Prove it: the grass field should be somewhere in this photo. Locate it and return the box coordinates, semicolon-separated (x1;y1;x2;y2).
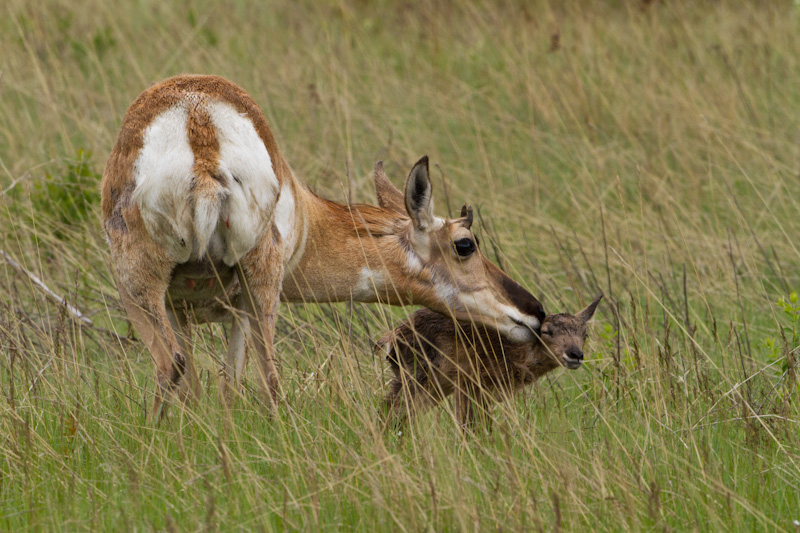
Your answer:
1;0;799;530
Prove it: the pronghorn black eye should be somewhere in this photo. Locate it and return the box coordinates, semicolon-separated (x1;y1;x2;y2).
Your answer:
453;238;476;257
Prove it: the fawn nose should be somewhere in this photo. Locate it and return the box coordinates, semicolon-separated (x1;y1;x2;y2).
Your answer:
566;348;583;361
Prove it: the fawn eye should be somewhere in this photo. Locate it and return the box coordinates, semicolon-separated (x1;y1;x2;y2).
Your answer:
540;329;552;337
453;238;476;257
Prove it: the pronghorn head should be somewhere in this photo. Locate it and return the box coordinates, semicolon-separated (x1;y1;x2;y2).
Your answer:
374;156;545;342
538;295;603;369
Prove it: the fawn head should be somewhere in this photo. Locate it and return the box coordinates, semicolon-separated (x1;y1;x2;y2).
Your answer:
539;294;603;369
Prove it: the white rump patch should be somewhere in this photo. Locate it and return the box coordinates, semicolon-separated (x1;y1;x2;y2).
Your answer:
209;101;279;265
132;100;281;265
133;106;195;262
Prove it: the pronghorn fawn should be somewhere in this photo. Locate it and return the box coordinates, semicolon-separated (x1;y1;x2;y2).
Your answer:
379;295;602;429
101;75;544;419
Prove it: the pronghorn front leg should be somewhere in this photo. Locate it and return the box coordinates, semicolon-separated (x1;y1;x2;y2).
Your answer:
236;239;284;410
384;379;441;430
454;378;490;433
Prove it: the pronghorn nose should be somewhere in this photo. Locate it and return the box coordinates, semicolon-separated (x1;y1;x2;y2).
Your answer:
499;276;545;322
567;348;583;361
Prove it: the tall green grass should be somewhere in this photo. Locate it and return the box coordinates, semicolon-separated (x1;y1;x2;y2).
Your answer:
0;0;798;530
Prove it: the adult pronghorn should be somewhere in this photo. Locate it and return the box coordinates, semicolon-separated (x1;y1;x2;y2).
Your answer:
101;74;544;418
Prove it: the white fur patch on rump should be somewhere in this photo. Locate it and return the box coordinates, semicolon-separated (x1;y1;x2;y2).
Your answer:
132;100;281;266
133;105;196;262
209;101;279;265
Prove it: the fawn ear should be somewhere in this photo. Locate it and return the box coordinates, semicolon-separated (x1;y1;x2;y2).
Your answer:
374;161;405;214
577;294;603;324
458;204;474;229
404;156;435;231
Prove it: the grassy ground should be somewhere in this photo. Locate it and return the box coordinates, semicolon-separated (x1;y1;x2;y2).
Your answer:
1;0;799;530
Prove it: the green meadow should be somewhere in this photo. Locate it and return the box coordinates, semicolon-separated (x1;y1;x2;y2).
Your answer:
1;1;798;530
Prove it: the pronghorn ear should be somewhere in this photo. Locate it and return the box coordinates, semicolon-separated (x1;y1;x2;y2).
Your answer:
373;161;405;214
577;294;603;324
459;204;474;229
404;156;434;230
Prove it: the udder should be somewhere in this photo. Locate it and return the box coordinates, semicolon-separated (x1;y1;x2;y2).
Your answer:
167;259;240;320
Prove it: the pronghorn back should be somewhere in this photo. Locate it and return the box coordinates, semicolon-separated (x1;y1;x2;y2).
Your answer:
102;75;292;266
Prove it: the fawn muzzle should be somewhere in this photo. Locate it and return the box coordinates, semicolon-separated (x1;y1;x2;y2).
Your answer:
562;347;584;369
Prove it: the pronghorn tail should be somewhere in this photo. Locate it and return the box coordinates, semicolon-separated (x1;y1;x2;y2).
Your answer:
192;172;227;259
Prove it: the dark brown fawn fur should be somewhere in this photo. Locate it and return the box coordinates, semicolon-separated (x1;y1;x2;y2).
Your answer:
379;295;602;428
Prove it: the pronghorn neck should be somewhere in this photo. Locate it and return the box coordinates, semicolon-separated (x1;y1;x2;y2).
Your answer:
280;187;432;305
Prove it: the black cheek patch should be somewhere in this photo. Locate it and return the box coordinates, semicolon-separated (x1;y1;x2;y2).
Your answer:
500;276;545;322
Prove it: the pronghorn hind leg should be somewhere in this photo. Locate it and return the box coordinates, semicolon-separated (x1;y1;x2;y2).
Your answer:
222;306;249;400
236;241;284;411
118;277;185;422
167;308;202;402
